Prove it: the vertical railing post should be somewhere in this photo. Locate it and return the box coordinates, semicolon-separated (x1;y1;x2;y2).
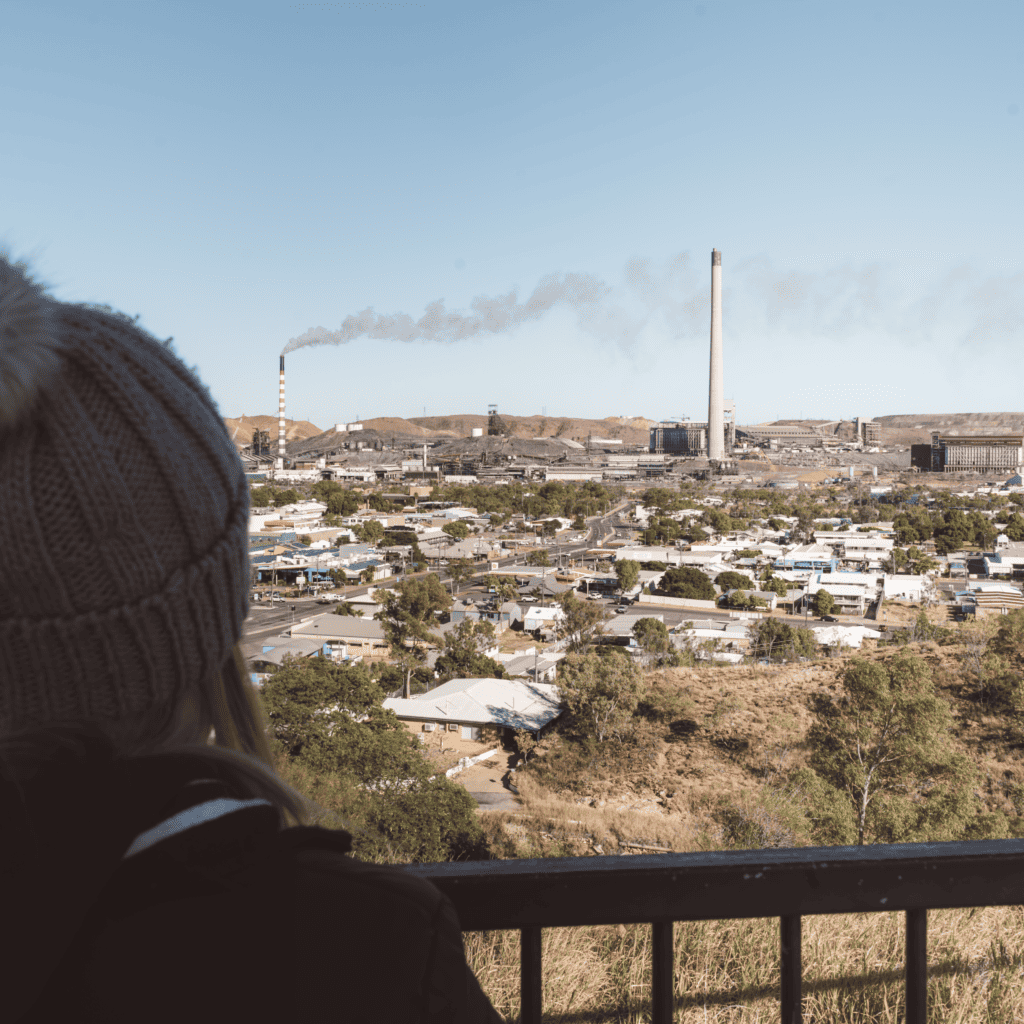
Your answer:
651;921;674;1024
780;914;802;1024
905;908;927;1024
521;926;542;1024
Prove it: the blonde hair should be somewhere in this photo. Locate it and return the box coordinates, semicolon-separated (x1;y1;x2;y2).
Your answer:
0;645;337;832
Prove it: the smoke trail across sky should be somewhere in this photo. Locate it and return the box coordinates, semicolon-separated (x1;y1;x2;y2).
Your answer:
282;272;610;354
283;254;1024;359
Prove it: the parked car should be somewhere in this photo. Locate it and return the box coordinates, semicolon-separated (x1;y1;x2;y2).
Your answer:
823;614;839;622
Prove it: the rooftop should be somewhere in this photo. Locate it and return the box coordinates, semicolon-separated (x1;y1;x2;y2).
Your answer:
383;677;563;732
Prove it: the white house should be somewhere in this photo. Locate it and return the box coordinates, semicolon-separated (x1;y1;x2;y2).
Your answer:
882;574;935;602
522;605;565;632
383;677;564;744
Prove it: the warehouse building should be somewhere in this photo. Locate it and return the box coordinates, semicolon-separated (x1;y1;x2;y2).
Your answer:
928;433;1023;473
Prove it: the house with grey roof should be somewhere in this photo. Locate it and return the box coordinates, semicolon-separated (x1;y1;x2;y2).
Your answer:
383;677;564;753
289;612;389;660
246;634;360;685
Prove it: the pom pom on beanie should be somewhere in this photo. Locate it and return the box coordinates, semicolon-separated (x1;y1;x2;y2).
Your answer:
0;257;250;735
0;259;62;429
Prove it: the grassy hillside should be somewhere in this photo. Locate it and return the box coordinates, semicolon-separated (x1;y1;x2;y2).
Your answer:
463;619;1024;1021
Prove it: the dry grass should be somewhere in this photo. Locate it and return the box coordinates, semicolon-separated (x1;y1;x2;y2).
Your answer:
465;906;1024;1022
465;645;1024;1019
480;772;698;858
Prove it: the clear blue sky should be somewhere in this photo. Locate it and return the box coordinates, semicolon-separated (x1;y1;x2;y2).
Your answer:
4;1;1022;428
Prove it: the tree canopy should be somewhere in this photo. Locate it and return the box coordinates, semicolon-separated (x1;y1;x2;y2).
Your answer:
434;620;504;683
614;559;640;594
441;520;470;540
715;570;753;592
374;575;451;697
748;619;817;662
660;566;716;602
805;652;985;845
260;657;486;862
556;651;644;743
631;617;673;666
555;591;609;653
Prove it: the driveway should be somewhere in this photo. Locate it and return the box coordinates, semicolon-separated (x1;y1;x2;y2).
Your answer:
456;750;522;811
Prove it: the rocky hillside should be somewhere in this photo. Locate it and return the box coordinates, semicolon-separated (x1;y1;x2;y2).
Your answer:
224;414;322;449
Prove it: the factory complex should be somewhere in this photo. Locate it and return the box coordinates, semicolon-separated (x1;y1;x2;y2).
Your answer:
245;250;1022;489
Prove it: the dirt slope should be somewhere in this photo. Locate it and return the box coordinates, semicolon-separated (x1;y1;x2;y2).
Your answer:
224;414;322;448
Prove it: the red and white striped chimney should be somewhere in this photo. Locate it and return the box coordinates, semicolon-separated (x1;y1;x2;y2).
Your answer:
277;355;287;467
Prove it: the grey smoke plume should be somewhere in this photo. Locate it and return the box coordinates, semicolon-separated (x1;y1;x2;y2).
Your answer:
283;255;1024;357
282;272;609;354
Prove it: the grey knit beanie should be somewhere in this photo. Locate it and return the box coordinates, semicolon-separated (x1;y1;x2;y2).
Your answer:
0;257;250;734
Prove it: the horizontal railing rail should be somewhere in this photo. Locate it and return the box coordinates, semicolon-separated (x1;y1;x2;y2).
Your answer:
407;838;1024;1024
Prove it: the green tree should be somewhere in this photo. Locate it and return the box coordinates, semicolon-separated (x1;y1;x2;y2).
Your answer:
555;591;609;653
702;508;732;535
749;619;817;662
435;620;504;683
1003;512;1024;542
806;651;979;846
763;576;791;598
327;490;361;516
631;617;672;666
812;589;835;617
556;651;644;743
260;658;486;862
366;492;396;513
274;488;300;508
375;575;452;698
614;559;640;595
660;566;716;601
571;516;586;531
442;520;470;541
485;574;521;605
526;549;551;567
541;518;560;538
360;566;377;584
446;557;474;595
934;510;971;555
250;486;273;508
715;570;753;592
356;520;385;545
513;729;537;763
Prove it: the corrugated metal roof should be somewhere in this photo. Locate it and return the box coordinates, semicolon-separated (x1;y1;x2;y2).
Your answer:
291;612;386;640
383;678;563;731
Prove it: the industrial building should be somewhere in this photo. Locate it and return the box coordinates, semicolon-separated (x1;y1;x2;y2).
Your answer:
649;419;736;455
857;418;882;446
740;424;828;447
928;433;1024;473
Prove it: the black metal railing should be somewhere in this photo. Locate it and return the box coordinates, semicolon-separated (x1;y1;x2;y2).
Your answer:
408;838;1024;1024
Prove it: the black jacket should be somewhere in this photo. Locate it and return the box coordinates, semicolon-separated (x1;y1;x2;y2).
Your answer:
5;739;502;1023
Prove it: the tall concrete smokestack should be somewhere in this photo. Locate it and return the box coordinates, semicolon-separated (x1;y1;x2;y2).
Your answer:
277;356;286;468
707;249;724;461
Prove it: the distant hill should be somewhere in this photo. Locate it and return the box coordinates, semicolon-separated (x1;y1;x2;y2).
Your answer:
225;411;1024;453
224;414;323;449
